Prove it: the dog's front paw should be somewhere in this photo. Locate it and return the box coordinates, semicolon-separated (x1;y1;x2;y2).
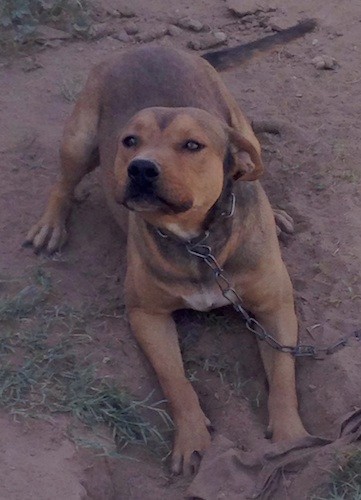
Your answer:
273;208;294;236
24;214;68;254
171;413;211;476
267;412;309;442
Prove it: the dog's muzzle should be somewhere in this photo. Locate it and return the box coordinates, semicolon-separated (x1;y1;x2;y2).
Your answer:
127;159;160;192
123;158;191;213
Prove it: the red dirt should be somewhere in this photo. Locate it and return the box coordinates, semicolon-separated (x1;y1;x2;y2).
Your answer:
1;0;360;498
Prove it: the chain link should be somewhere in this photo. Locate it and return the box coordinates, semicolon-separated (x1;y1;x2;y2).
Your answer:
185;235;361;359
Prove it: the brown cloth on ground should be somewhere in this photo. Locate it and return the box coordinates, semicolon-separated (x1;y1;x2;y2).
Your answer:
187;409;361;500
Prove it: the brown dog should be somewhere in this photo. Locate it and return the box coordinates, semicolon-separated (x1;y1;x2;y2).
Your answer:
25;25;315;474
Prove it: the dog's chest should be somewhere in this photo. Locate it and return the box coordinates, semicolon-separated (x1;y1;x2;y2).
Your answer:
181;284;229;312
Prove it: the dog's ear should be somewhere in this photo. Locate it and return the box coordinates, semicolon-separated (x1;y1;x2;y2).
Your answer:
226;128;264;181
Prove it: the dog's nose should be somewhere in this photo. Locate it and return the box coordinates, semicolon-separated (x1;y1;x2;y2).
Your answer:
128;159;160;184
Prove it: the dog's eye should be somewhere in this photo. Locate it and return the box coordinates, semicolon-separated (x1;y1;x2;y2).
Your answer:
182;140;204;152
122;135;138;148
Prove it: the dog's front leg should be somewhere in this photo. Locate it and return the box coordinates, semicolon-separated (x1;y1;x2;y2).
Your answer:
128;308;211;475
245;266;309;442
256;314;309;442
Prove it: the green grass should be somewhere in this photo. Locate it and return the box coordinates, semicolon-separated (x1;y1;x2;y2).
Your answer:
0;270;172;456
0;0;91;46
180;308;264;406
312;450;361;500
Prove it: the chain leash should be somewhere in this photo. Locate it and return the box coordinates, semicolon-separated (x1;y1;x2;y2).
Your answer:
157;192;360;359
185;234;361;359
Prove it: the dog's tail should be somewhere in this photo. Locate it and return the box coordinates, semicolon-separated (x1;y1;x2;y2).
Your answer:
202;19;317;71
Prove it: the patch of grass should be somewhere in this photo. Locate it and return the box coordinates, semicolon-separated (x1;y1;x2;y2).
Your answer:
185;353;252;394
333;141;349;163
0;271;172;455
185;353;230;383
0;268;51;321
0;0;91;46
334;168;360;184
312;450;361;500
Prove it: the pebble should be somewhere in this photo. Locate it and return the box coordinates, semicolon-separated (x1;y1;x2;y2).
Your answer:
177;17;204;32
188;31;228;50
226;0;274;18
35;25;71;41
136;27;168;43
21;57;43;72
124;22;139;35
312;55;337;70
117;6;136;18
106;6;135;18
240;15;253;24
88;23;113;40
269;16;298;32
112;31;131;43
168;24;183;37
213;31;227;43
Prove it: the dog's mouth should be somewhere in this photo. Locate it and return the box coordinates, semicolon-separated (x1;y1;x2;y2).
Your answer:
122;184;192;214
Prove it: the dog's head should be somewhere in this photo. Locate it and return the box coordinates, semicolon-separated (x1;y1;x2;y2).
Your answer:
114;107;263;237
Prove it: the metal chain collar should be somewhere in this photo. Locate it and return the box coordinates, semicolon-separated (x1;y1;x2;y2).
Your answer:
158;193;361;359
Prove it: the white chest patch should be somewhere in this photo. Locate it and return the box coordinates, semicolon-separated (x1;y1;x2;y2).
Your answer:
182;285;229;312
164;223;198;240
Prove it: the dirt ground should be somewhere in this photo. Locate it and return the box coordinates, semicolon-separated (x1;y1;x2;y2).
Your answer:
1;0;361;498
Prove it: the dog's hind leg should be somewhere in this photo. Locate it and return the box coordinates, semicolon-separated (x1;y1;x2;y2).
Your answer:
24;66;105;253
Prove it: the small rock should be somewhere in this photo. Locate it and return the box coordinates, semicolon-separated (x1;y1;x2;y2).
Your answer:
188;40;202;51
117;6;136;18
168;24;183;37
312;55;337;70
43;39;63;48
328;30;343;38
34;25;71;42
239;14;253;24
282;49;295;59
308;384;317;391
269;16;298;32
106;6;135;18
88;23;113;40
124;21;138;35
312;38;319;46
21;57;43;72
213;31;227;43
106;8;121;17
136;27;168;43
177;17;204;32
227;0;274;18
72;16;91;36
111;31;131;43
188;32;228;51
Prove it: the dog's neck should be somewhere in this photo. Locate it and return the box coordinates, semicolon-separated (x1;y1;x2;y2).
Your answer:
141;181;259;267
154;185;235;244
203;179;234;231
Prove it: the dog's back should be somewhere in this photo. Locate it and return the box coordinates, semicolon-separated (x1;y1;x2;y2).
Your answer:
99;46;230;136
